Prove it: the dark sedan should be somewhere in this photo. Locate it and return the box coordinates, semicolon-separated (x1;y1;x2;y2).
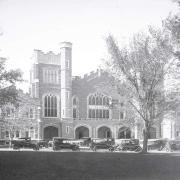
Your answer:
12;137;39;150
91;138;114;151
52;137;79;151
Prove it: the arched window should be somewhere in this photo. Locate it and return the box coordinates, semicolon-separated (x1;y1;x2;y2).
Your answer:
88;92;110;119
103;97;106;105
92;96;95;105
88;95;92;105
44;95;57;117
72;96;79;118
96;96;99;105
99;97;102;105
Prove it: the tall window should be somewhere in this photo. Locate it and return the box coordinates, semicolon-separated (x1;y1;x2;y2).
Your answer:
44;95;57;117
43;69;59;84
72;96;79;118
88;92;110;119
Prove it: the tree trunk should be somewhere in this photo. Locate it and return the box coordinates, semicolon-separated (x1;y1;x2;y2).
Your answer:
142;127;149;153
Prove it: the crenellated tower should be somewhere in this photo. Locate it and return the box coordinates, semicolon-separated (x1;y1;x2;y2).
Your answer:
60;42;72;120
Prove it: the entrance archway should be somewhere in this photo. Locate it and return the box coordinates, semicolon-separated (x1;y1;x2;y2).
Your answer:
75;126;89;139
44;126;58;140
98;126;112;138
118;127;131;139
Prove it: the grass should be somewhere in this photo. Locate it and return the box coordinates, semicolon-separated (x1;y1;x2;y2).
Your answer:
0;151;180;180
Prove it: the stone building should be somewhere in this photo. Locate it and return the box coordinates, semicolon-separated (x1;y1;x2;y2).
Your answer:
0;90;40;139
29;42;164;140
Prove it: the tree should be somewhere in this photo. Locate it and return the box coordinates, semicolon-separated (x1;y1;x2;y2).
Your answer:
0;57;22;108
105;26;176;153
1;91;40;140
0;57;23;139
164;1;180;58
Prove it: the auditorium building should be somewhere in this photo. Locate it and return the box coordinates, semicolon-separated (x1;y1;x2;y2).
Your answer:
29;41;170;141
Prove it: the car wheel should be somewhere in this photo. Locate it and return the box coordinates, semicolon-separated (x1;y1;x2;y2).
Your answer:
122;147;127;151
93;146;97;152
33;146;39;151
135;146;142;152
73;147;79;151
13;146;19;150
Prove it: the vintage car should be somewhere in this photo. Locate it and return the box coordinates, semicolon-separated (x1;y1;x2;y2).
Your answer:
76;137;92;150
113;139;142;152
147;139;168;151
0;139;10;148
48;140;53;147
168;140;180;152
12;137;39;150
36;139;49;148
52;137;79;151
90;138;114;151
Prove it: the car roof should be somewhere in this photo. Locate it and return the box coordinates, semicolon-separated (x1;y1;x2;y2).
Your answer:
53;137;74;140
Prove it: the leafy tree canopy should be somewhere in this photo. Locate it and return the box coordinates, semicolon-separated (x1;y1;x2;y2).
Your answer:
0;58;23;107
105;26;177;152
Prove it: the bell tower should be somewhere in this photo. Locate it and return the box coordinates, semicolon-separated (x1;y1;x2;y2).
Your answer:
60;42;72;120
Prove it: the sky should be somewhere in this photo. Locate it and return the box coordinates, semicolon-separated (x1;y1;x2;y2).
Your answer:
0;0;178;92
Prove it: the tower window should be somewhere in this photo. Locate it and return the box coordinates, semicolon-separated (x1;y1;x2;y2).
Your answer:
43;69;59;84
44;95;57;117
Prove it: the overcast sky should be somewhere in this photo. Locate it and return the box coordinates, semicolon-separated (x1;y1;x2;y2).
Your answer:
0;0;178;92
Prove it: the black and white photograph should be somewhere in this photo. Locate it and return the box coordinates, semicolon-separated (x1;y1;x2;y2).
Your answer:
0;0;180;179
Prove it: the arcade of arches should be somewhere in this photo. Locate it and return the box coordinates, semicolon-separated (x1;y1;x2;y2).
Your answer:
43;125;157;140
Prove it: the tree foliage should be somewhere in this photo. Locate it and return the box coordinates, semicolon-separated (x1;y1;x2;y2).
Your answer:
0;58;22;107
164;0;180;59
106;26;176;152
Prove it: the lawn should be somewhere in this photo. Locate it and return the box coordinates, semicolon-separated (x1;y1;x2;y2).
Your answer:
0;151;180;180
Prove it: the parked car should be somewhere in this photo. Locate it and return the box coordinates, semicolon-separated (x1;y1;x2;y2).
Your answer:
52;137;79;151
168;140;180;152
12;137;39;150
147;139;168;151
91;138;114;152
48;140;53;148
0;139;10;148
76;137;92;150
113;139;142;152
36;139;49;148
